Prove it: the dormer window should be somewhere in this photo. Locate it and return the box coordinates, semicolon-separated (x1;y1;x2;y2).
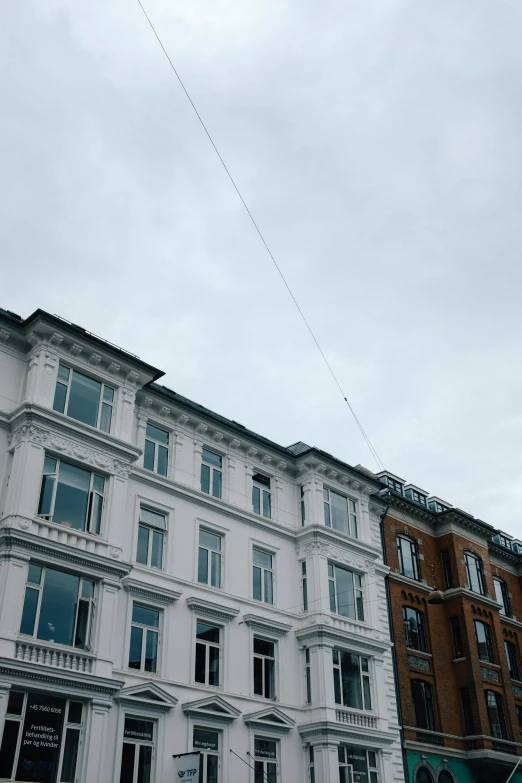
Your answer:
379;474;404;495
427;497;450;513
404;486;427;507
53;364;114;433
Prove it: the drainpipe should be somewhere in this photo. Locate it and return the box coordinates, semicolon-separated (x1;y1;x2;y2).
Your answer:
380;499;409;783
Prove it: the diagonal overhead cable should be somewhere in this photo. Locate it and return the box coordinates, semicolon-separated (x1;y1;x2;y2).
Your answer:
135;0;385;472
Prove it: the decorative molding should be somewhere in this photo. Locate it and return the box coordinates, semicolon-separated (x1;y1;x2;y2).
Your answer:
242;613;292;638
177;414;189;426
182;695;241;724
89;353;102;366
229;438;241;450
213;432;224;443
122;577;182;606
408;655;430;672
246;447;258;459
186;596;240;623
243;706;295;733
159;406;171;419
126;370;139;386
196;423;208;435
0;657;123;698
295;622;391;654
49;332;64;349
297;540;376;575
276;461;287;473
116;682;177;713
298;719;398;746
70;343;83;358
107;362;120;376
7;424;132;478
480;666;499;682
0;329;10;344
512;685;522;698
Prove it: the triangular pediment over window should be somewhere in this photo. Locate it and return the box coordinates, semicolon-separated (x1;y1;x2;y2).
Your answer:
117;682;177;712
182;695;241;724
243;706;295;733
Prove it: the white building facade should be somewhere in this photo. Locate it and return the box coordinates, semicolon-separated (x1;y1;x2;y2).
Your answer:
0;308;405;783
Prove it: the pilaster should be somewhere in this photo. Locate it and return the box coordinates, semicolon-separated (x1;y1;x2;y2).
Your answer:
84;699;113;783
0;551;30;657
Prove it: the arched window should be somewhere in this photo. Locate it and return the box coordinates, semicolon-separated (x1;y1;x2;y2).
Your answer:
464;552;485;595
397;536;420;581
438;772;454;783
416;768;434;783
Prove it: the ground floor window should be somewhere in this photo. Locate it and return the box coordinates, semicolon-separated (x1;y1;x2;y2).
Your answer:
338;746;379;783
254;737;278;783
119;716;154;783
0;690;83;783
193;727;220;783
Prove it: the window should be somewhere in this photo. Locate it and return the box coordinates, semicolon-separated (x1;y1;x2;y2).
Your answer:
415;770;433;783
195;621;221;687
20;563;94;649
254;738;277;783
485;690;507;739
300;486;306;526
253;637;276;699
119;717;154;783
465;553;485;595
305;648;312;704
397;536;420;581
253;549;273;604
404;488;427;506
328;563;364;621
198;529;222;588
38;455;105;534
252;474;271;518
450;616;464;658
338;747;379;783
128;605;159;673
0;692;84;783
144;423;169;476
517;705;522;734
460;687;475;735
474;621;495;663
308;747;315;783
505;640;521;681
411;680;436;730
53;364;114;433
333;649;372;711
136;508;165;569
403;607;427;652
441;550;453;589
193;728;219;783
201;448;222;499
494;578;511;616
323;488;357;537
381;475;404;495
301;561;308;612
438;774;453;783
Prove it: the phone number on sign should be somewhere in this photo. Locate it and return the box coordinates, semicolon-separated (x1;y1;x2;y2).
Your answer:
30;705;62;714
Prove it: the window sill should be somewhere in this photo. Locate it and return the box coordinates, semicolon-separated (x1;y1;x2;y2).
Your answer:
478;661;500;669
406;648;432;658
453;657;466;663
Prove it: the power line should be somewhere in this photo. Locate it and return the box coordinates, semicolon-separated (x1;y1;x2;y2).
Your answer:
134;0;385;473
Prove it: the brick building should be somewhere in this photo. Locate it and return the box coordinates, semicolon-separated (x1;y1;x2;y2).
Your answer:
379;471;522;783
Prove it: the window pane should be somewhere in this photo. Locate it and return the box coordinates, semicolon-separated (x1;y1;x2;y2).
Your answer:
129;625;143;669
146;423;169;444
255;761;265;783
60;728;80;783
195;643;206;683
198;547;209;584
68;702;83;724
58;365;70;382
202;449;222;468
207;755;218;783
335;567;355;619
253;566;262;601
157;446;168;477
200;530;221;550
119;743;136;783
254;656;263;695
20;587;39;635
197;622;220;643
28;564;43;585
144;440;155;471
363;675;372;710
254;638;274;656
255;739;277;758
90;492;103;534
38;474;56;516
209;645;220;686
252;485;260;514
144;630;158;672
212;469;222;499
201;463;210;494
333;667;342;704
53;462;91;530
103;386;114;403
0;720;20;779
6;691;24;716
67;371;101;427
329;579;336;613
194;729;219;750
151;531;163;569
264;570;273;604
137;526;150;565
340;652;363;709
140;508;166;529
38;568;80;646
137;744;152;783
263;490;271;518
330;491;349;534
99;402;112;433
265;658;275;698
53;382;68;414
266;763;277;783
253;550;272;568
132;605;159;628
75;599;90;648
211;551;221;588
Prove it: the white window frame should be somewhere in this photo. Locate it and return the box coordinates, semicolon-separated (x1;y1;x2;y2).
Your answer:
128;603;161;674
252;548;274;605
193;725;221;783
38;454;106;535
253;735;279;783
20;563;96;650
54;363;115;433
144;422;170;476
136;506;166;570
119;714;156;783
332;649;372;711
328;562;364;622
323;487;358;538
252;473;272;519
200;447;223;499
198;528;223;589
194;619;222;688
253;635;277;700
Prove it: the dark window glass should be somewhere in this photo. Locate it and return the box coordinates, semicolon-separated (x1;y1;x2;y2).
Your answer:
460;687;475;735
151;532;163;569
66;371;102;428
397;537;420;580
53;462;91;530
137;526;149;565
53;381;68;414
450;616;464;658
67;702;83;724
416;770;433;783
505;640;521;681
0;721;20;779
403;606;427;652
441;550;453;589
37;569;80;646
438;774;453;783
144;631;158;672
129;626;143;669
6;691;24;716
20;587;39;636
200;463;210;494
485;690;507;739
465;553;485;595
144;440;155;472
474;621;495;663
157;447;168;477
411;680;436;730
119;743;136;783
60;728;80;782
137;744;152;783
495;579;512;616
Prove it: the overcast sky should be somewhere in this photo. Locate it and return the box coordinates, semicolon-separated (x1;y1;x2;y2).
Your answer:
2;0;522;536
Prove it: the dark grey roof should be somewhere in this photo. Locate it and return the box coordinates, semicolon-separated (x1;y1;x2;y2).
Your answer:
286;441;312;456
